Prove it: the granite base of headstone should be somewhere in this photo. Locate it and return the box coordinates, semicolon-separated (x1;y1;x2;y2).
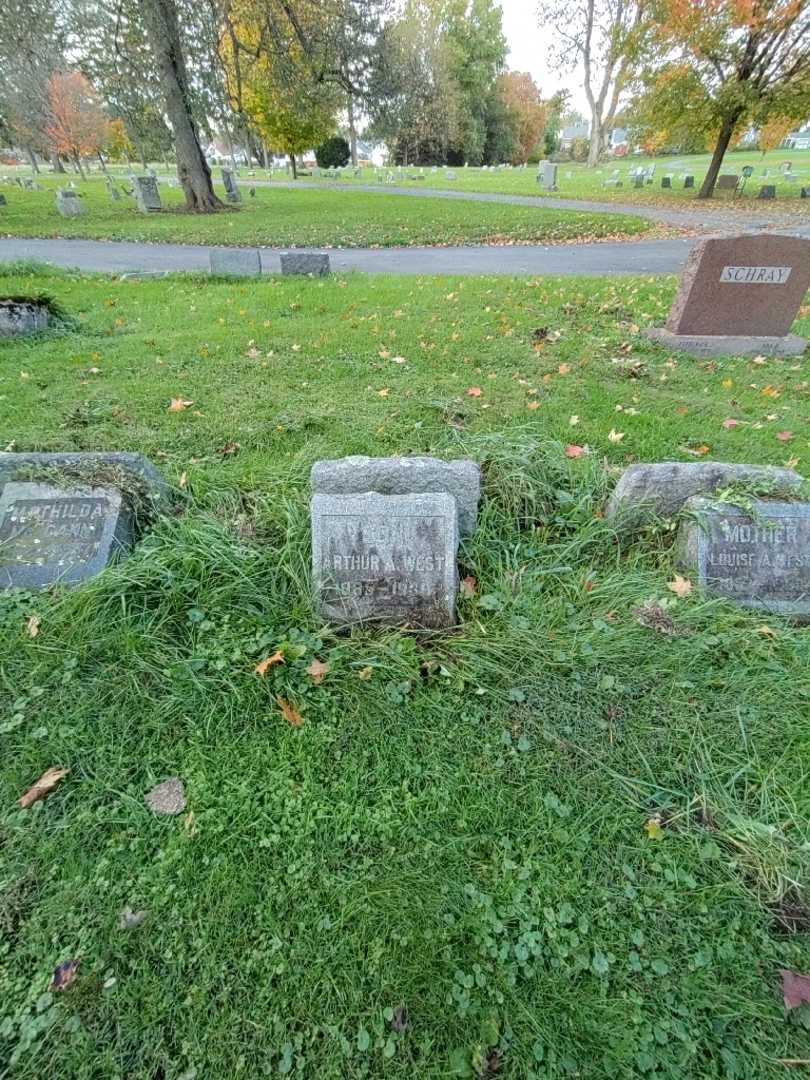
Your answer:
605;460;801;529
677;497;810;619
133;176;161;212
56;190;83;218
209;248;262;276
645;234;810;357
311;491;459;628
280;251;330;276
311;455;481;536
0;300;50;337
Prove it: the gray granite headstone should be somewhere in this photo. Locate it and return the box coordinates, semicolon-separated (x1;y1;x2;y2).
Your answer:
757;185;776;199
311;455;481;536
0;300;50;337
280;251;330;276
661;176;672;188
716;175;739;192
56;189;83;218
0;481;133;588
678;498;810;617
605;461;802;529
0;193;6;206
133;176;161;212
221;167;242;203
312;491;459;628
0;451;170;513
209;248;261;276
536;160;558;191
684;175;695;188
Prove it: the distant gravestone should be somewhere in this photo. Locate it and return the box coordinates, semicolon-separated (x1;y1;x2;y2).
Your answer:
716;174;739;194
55;189;83;218
133;175;161;212
537;160;558;191
280;251;330;276
445;170;458;180
757;184;776;199
221;167;242;203
646;234;810;357
802;187;810;199
678;498;810;618
209;248;261;276
633;174;644;189
0;482;132;588
683;175;695;189
661;175;672;189
0;193;7;206
311;491;459;628
605;461;801;529
0;299;50;337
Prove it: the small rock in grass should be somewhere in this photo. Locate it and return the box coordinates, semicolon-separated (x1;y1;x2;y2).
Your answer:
145;777;186;816
119;906;148;930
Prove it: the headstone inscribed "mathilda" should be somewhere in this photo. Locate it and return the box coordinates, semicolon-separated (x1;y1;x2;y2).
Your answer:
646;234;810;357
312;491;458;627
678;498;810;618
0;482;133;588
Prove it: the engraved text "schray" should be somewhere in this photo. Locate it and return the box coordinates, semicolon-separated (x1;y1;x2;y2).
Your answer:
719;266;792;285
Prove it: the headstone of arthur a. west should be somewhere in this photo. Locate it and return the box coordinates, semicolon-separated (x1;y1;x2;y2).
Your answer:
133;175;161;213
56;189;83;218
221;167;242;203
646;234;810;357
312;491;459;628
677;498;810;618
280;251;330;276
209;248;261;276
0;482;133;588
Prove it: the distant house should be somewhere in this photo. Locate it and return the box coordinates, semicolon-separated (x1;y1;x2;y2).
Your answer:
558;123;589;150
608;127;629;153
786;124;810;150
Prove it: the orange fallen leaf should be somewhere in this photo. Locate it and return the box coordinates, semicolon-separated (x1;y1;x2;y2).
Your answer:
721;378;733;389
460;575;477;598
761;385;780;398
18;766;69;809
467;386;483;397
668;574;693;599
676;406;689;416
306;658;330;684
694;444;711;456
169;398;193;412
565;444;585;458
50;959;80;991
781;970;810;1010
722;418;739;429
777;431;794;442
527;400;540;410
276;696;303;727
255;651;284;675
26;614;41;638
558;363;571;375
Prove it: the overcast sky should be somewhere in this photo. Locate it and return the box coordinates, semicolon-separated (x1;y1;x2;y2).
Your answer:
500;0;588;114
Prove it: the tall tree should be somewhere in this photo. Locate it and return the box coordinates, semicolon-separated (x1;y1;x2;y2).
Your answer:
498;71;549;163
47;70;110;177
538;0;646;166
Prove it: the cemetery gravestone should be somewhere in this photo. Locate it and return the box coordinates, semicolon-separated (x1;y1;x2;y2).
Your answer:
446;170;457;180
646;234;810;357
677;498;810;618
209;248;262;276
661;176;672;188
802;187;810;199
0;299;50;337
280;251;330;276
56;189;83;218
684;175;694;189
0;193;7;206
311;491;459;628
716;174;739;194
758;185;776;199
633;174;644;189
536;161;558;190
221;168;242;203
133;176;161;212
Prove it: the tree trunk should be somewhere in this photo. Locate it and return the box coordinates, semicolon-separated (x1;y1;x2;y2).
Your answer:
51;150;65;173
698;113;740;199
347;93;358;167
72;151;86;179
97;151;110;176
137;0;223;211
587;111;602;167
25;146;40;174
262;142;270;170
289;153;297;179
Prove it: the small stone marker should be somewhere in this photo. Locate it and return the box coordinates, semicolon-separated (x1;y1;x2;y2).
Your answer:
0;193;6;206
646;234;810;357
312;491;459;628
0;481;132;588
0;299;50;337
536;160;558;191
716;174;739;193
684;175;695;188
280;251;330;276
757;184;776;199
445;170;457;180
209;248;261;276
221;167;242;203
605;460;801;529
661;176;672;188
311;455;481;536
145;777;186;816
133;175;161;212
678;498;810;617
633;174;644;189
56;189;83;218
801;187;810;199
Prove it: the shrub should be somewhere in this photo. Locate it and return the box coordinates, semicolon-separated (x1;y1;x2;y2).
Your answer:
315;136;350;168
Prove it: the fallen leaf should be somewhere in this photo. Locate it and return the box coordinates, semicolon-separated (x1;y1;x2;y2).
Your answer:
761;385;780;398
569;414;580;426
460;575;477;598
722;418;739;429
168;398;193;412
467;386;483;397
758;625;777;640
558;363;571;375
179;471;188;489
786;457;800;469
18;766;69;809
25;614;41;638
217;440;241;456
377;387;390;397
644;817;664;840
676;406;689;416
693;444;711;457
358;666;374;680
50;959;80;991
565;444;585;458
255;651;284;675
306;658;330;684
668;574;693;599
391;356;407;364
276;696;303;727
608;428;625;444
527;400;540;410
782;970;810;1010
721;378;733;389
777;431;794;442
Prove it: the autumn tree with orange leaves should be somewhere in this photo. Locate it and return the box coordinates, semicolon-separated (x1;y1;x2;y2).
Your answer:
47;72;110;178
498;72;549;164
634;0;810;197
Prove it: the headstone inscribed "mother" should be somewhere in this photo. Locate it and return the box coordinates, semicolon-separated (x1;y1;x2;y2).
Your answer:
312;491;458;628
0;482;133;588
678;498;810;618
647;234;810;357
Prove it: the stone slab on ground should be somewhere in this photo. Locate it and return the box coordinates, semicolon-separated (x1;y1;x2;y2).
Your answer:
311;491;459;628
311;455;481;536
605;461;803;527
0;451;170;512
677;497;810;618
646;327;807;358
0;299;50;336
280;251;330;276
209;248;261;276
0;481;133;588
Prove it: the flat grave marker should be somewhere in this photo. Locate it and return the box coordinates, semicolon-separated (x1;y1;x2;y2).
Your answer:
209;248;261;276
280;251;330;276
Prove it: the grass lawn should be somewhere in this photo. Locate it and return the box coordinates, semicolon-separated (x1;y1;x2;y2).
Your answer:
0;177;650;249
2;262;810;1078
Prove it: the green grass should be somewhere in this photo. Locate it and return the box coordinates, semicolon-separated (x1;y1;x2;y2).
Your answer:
2;263;810;1078
0;176;650;248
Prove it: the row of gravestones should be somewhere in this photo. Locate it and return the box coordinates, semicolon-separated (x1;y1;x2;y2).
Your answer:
54;169;246;218
2;451;809;624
